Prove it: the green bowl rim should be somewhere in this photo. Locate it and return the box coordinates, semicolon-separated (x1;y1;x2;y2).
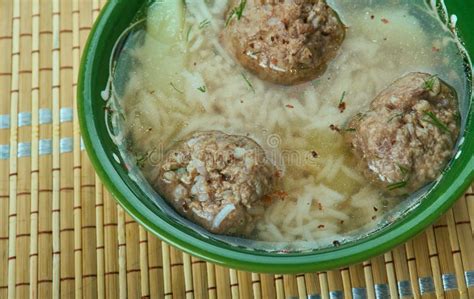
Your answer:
78;0;474;273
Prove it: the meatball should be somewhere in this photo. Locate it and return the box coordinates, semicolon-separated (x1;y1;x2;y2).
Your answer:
222;0;345;85
345;72;460;194
155;131;277;235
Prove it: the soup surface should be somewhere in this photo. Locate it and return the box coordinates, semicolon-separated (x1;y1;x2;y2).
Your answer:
107;0;470;250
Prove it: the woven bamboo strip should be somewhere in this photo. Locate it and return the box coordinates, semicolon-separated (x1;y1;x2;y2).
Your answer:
404;240;420;298
163;242;172;299
140;226;151;298
384;252;398;298
251;272;262;299
467;186;474;234
304;273;320;298
117;206;128;299
236;271;252;299
88;0;105;292
17;2;34;297
296;273;307;298
327;270;343;298
37;1;53;297
57;1;77;298
124;215;141;298
7;0;20;298
433;216;458;298
182;253;193;299
340;267;351;298
274;274;284;298
283;274;298;298
370;255;388;299
95;177;105;299
215;265;231;298
445;209;468;298
453;190;474;298
0;1;13;298
229;268;239;299
104;191;119;298
16;0;33;286
425;226;444;298
349;264;366;299
191;257;207;299
171;246;186;298
318;272;329;299
362;261;375;299
260;274;276;299
392;245;412;298
206;262;217;299
70;0;84;294
29;0;40;297
412;234;435;299
79;1;99;297
50;0;61;297
149;232;165;298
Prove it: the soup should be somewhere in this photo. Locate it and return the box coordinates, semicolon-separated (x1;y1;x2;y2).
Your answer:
106;0;470;250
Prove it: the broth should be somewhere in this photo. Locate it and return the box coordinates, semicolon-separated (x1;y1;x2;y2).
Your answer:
108;0;470;250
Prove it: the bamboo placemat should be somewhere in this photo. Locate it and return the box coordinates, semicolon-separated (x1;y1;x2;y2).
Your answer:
0;0;474;298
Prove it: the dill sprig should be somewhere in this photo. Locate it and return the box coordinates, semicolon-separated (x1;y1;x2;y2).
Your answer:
169;82;184;94
241;72;255;93
422;74;438;91
387;181;407;191
397;163;409;176
198;19;211;29
387;112;403;123
423;111;449;133
344;128;356;132
197;85;207;93
225;0;247;27
186;25;193;42
339;91;346;105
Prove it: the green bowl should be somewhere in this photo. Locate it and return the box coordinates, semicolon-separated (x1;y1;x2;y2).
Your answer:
78;0;474;273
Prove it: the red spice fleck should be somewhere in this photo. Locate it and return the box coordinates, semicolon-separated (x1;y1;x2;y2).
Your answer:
381;18;389;24
318;225;325;229
370;15;375;20
432;46;441;52
372;215;377;220
318;202;323;211
311;150;319;158
286;104;294;109
338;101;346;113
329;124;341;132
340;220;345;225
373;206;379;212
262;195;273;206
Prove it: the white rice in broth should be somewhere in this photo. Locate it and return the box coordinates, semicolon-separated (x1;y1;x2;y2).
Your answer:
111;0;469;250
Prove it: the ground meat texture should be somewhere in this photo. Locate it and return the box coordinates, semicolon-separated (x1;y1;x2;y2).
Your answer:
155;131;277;236
222;0;345;85
345;72;460;194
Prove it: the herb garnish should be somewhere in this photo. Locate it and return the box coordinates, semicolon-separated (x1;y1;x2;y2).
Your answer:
423;111;449;133
422;74;438;91
197;85;207;93
186;25;193;42
241;72;255;93
387;112;403;123
198;19;211;29
386;181;407;191
225;0;247;27
397;163;409;176
344;128;356;132
338;91;347;113
169;82;184;94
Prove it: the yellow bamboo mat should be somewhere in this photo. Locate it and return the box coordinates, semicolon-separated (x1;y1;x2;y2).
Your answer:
1;0;474;298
